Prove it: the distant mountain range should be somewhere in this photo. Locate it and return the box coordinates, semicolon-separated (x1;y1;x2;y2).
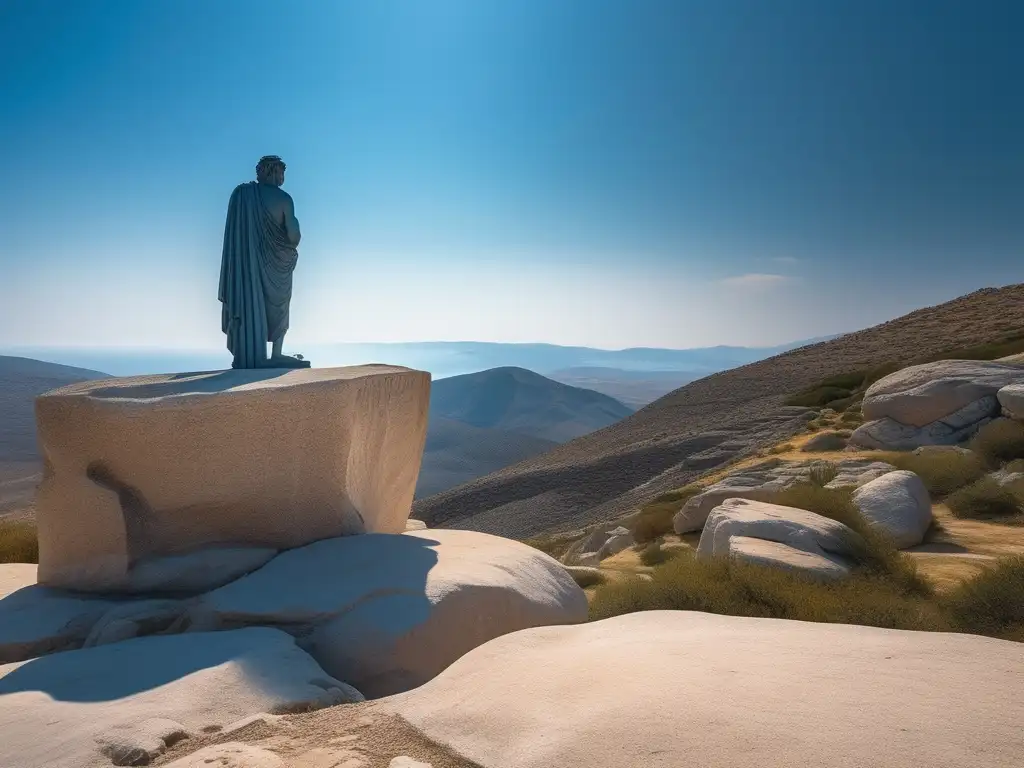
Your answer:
1;336;841;381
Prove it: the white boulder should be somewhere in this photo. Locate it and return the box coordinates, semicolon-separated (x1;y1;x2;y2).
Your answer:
596;526;633;559
852;470;932;548
697;497;858;560
185;529;587;698
727;536;851;581
861;360;1024;427
997;383;1024;419
0;627;362;768
385;611;1024;768
673;481;779;534
33;365;431;592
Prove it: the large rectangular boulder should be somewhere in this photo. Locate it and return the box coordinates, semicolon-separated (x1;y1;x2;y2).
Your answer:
34;365;430;592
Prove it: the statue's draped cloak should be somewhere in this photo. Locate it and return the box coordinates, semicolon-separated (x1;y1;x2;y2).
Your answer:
218;182;298;368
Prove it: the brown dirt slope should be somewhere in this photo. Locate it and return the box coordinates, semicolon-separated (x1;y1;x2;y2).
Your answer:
414;285;1024;538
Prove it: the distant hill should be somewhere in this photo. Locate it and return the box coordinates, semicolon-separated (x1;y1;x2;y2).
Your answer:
414;286;1024;538
0;356;108;463
546;367;700;408
0;356;108;518
416;417;558;498
429;367;633;443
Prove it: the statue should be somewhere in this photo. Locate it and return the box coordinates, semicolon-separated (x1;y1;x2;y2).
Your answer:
218;155;311;369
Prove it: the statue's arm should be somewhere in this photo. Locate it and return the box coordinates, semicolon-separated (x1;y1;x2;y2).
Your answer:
284;194;301;247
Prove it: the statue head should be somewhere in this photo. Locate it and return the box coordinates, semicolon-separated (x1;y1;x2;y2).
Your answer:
256;155;286;186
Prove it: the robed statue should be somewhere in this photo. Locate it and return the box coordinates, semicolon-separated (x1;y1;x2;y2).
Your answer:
219;155;310;369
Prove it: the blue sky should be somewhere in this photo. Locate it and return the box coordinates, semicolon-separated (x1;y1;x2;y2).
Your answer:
2;0;1022;350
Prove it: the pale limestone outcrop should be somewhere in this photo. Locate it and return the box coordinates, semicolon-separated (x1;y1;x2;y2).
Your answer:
0;627;362;768
185;529;587;698
997;383;1024;419
33;365;430;592
727;536;851;581
852;470;932;548
697;497;858;561
861;360;1024;426
850;360;1024;450
385;611;1024;768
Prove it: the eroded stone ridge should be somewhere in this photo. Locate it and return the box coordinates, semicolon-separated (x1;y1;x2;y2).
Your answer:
33;365;431;592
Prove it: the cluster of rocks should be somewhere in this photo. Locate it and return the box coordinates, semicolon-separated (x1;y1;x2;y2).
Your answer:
0;367;587;768
659;458;931;581
561;525;636;567
850;359;1024;451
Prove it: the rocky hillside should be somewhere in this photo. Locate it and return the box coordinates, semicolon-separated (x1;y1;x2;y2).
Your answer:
416;417;558;498
414;285;1024;538
429;366;633;443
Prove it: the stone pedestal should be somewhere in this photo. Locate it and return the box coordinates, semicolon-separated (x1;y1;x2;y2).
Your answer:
33;365;431;592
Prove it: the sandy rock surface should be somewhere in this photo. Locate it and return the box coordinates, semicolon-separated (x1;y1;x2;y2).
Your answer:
384;611;1024;768
727;535;851;580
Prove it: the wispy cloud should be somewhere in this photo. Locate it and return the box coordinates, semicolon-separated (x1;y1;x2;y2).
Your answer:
718;273;794;289
772;256;799;265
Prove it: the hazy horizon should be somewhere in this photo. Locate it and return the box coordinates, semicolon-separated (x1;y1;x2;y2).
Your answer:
4;1;1022;351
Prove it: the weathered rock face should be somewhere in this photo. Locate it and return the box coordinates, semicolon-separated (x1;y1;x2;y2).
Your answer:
861;360;1024;427
727;536;851;581
185;529;588;698
851;360;1024;451
386;611;1024;768
852;470;932;548
850;396;998;450
697;497;859;562
673;458;895;534
0;627;361;768
33;365;431;592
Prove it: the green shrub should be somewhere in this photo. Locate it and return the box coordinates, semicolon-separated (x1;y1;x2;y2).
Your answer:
569;567;607;588
880;450;986;497
968;419;1024;468
946;478;1024;521
589;551;945;631
0;520;39;564
628;485;703;543
639;542;677;567
818;371;869;390
862;362;901;387
785;386;853;408
943;556;1024;638
914;333;1024;364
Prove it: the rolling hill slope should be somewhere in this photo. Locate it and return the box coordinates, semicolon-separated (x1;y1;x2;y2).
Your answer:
414;285;1024;538
0;356;108;517
429;367;633;443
